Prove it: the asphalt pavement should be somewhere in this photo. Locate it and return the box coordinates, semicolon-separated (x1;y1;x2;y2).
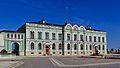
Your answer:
17;56;120;68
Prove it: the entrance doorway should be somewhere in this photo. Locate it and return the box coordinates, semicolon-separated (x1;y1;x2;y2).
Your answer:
45;46;50;55
95;46;98;55
12;42;19;56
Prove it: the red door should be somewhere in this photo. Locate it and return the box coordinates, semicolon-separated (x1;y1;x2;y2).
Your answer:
45;48;49;55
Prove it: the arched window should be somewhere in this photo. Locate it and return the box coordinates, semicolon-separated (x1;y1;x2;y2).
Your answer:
31;42;34;50
74;44;77;50
98;45;101;50
52;43;56;50
67;43;70;50
59;43;62;50
80;44;83;50
102;45;105;50
90;45;92;50
38;43;42;50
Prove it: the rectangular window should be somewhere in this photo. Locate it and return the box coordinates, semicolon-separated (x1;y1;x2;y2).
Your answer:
102;37;105;42
15;34;17;39
74;34;77;41
45;32;49;40
30;31;34;39
38;32;42;39
7;34;9;38
58;34;62;40
21;35;23;39
94;36;96;42
18;34;20;39
52;33;56;40
11;34;13;39
89;36;92;42
86;36;87;41
80;35;83;41
67;34;70;40
98;37;101;42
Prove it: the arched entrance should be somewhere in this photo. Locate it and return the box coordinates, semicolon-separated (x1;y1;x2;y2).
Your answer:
12;42;19;56
94;46;99;55
45;45;50;55
43;42;51;56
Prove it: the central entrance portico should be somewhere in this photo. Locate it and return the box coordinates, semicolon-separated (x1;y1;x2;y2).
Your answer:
43;42;52;56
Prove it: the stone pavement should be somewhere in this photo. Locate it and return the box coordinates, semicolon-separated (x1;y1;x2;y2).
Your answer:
0;61;18;68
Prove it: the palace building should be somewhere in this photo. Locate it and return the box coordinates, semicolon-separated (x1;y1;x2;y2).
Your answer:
0;20;107;56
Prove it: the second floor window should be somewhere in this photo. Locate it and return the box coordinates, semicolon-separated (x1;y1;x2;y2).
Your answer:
67;34;70;40
94;36;96;42
74;34;77;41
80;35;83;41
52;33;56;40
30;31;34;39
18;34;20;39
7;34;9;38
86;36;88;41
45;32;49;40
21;35;23;39
38;32;42;39
98;37;101;42
102;37;105;42
58;34;62;40
15;34;17;39
11;34;13;39
89;36;92;42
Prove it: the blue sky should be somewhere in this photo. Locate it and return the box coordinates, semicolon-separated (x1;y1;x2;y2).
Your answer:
0;0;120;49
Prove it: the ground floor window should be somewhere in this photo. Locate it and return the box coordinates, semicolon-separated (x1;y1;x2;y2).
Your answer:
31;42;34;50
90;45;92;50
52;43;56;50
38;43;42;50
74;44;77;50
67;43;70;50
59;43;62;50
80;44;83;50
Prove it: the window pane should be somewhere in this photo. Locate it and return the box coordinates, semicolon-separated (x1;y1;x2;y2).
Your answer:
52;43;56;50
80;35;83;41
59;44;62;50
67;34;70;40
38;32;42;39
38;43;42;50
58;34;62;40
67;44;70;50
52;33;56;40
18;34;20;39
74;34;77;41
80;44;83;50
45;32;49;40
102;37;104;42
7;34;9;38
74;44;77;50
98;37;101;42
90;45;92;50
30;31;34;39
89;36;92;42
94;36;96;42
31;43;34;50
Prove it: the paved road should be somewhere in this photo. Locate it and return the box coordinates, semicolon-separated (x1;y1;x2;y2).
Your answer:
0;61;18;68
17;57;120;68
